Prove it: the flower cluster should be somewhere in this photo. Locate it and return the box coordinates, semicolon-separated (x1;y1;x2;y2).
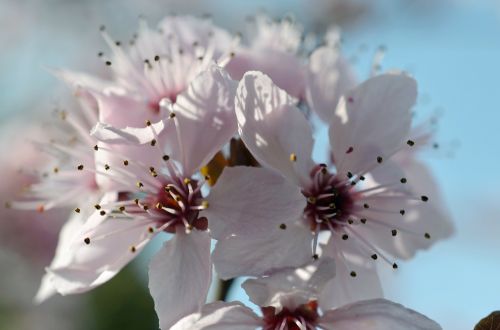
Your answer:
11;14;453;329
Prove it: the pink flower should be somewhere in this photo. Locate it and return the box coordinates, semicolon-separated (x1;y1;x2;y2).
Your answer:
172;259;442;330
47;64;237;329
208;71;454;307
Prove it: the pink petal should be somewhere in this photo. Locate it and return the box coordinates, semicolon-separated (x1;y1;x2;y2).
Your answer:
206;166;305;240
171;301;261;330
306;46;357;122
319;299;442;330
319;235;383;310
226;48;306;99
172;64;237;176
242;258;335;311
149;229;212;330
213;221;312;279
235;71;315;186
330;73;417;177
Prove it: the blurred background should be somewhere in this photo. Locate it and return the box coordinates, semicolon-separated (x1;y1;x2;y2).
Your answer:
1;0;499;329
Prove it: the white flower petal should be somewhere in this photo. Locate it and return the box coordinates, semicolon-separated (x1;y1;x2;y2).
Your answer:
242;258;335;310
319;299;442;330
206;166;305;240
213;221;312;279
171;301;261;330
330;73;417;176
172;64;237;176
235;71;314;186
306;46;356;122
319;235;383;310
34;211;86;303
149;229;212;330
91;120;167;145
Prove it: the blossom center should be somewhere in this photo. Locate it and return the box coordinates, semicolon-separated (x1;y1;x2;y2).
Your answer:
262;301;319;330
146;177;208;233
303;165;356;231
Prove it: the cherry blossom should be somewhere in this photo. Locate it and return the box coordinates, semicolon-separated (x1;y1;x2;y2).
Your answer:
172;259;442;330
208;71;454;307
46;64;237;329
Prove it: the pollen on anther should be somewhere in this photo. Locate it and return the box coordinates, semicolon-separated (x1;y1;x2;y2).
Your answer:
105;61;112;66
169;113;176;118
148;227;155;233
377;156;383;163
350;271;357;277
363;203;369;209
407;140;415;147
289;153;297;162
279;223;287;230
84;237;91;245
104;164;110;170
342;234;349;240
400;178;407;184
74;208;81;213
137;181;144;188
94;204;101;210
123;160;129;166
145;120;152;126
155;202;163;210
346;146;354;154
119;206;126;212
400;209;405;215
154;55;160;61
162;155;170;161
391;229;397;237
421;195;429;202
312;254;319;260
100;210;106;216
425;232;431;239
130;246;137;253
94;145;99;151
77;164;84;170
392;263;398;269
360;218;367;224
307;196;317;204
347;171;353;179
371;254;378;260
150;139;157;146
183;178;191;185
201;201;209;209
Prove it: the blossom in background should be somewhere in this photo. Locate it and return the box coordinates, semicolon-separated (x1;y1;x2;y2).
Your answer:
208;71;454;308
172;258;442;330
47;64;237;329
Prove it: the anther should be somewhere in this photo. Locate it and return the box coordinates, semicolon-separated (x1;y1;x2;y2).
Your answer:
371;254;378;260
104;164;110;170
421;195;429;202
37;205;45;213
94;145;99;151
145;120;152;126
77;165;84;170
99;25;106;31
130;246;137;253
342;234;349;240
400;209;405;215
290;153;297;162
137;181;144;188
94;204;101;210
359;175;365;181
105;61;112;66
377;156;383;163
115;41;121;46
97;52;104;57
183;178;191;185
134;199;139;205
279;223;287;230
392;263;398;269
53;167;59;174
425;232;431;239
350;271;357;277
74;208;81;213
391;229;397;236
360;218;367;224
400;178;407;184
143;205;149;211
347;171;353;179
363;203;369;209
162;155;170;161
123;160;129;166
100;210;106;216
407;140;415;146
169;113;176;118
154;55;160;61
84;237;91;245
312;254;319;260
307;197;317;204
346;146;354;154
119;206;126;212
155;202;163;210
150;139;157;146
148;227;155;233
347;219;354;224
201;201;209;209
